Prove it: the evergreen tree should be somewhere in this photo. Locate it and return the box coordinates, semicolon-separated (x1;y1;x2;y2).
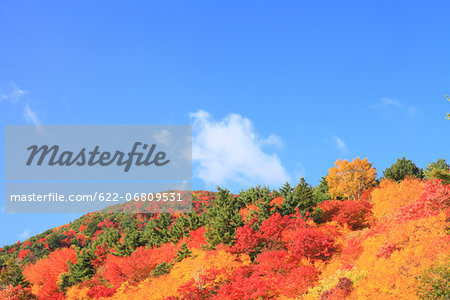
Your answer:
205;188;243;248
383;157;424;182
186;212;205;231
425;159;450;184
58;249;95;291
294;178;316;212
95;227;121;249
281;178;316;215
151;261;173;277
313;176;331;203
238;186;273;220
143;214;172;247
118;228;145;256
47;233;64;251
175;243;192;262
0;258;28;288
279;182;293;198
169;216;190;243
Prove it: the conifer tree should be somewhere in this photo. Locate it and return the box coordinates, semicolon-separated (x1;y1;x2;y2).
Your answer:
205;188;243;248
175;243;192;262
383;157;424;182
314;176;331;203
143;214;172;247
281;178;316;215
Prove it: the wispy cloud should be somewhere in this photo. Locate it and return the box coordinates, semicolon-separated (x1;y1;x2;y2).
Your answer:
380;98;402;108
19;229;31;240
0;82;27;103
24;104;41;125
190;110;290;188
1;82;44;124
372;97;420;117
153;129;171;146
332;135;348;154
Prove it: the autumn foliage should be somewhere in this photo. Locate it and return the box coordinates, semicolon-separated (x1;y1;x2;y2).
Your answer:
326;157;377;200
23;248;76;299
1;160;449;300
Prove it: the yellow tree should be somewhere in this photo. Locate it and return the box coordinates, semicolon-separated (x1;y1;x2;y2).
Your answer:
326;158;377;200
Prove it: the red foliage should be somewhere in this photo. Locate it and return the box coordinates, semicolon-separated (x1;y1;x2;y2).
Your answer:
216;258;318;299
192;190;215;213
270;197;284;212
230;224;260;253
0;284;34;300
376;242;399;259
239;204;260;221
98;218;118;229
77;234;87;246
259;213;293;241
256;249;295;272
340;238;363;265
23;248;76;299
286;227;337;261
92;244;109;268
216;266;278;299
359;187;374;202
319;200;373;230
18;249;31;260
87;285;117;299
395;179;450;222
278;265;319;297
187;227;207;249
421;179;450;210
22;241;32;248
102;244;177;287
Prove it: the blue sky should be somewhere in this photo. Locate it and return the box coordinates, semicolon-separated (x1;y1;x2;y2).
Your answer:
1;1;449;246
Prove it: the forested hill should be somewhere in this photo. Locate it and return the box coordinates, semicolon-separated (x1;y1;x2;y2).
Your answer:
1;158;449;300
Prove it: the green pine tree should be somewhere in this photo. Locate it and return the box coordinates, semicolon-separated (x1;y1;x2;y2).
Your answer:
314;176;331;203
175;243;192;262
205;188;243;248
383;157;424;182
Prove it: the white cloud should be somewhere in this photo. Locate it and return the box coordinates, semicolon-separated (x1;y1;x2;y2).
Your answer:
0;82;27;103
153;128;171;145
24;104;41;125
190;110;290;188
332;135;348;153
19;229;31;240
1;82;45;124
373;98;420;117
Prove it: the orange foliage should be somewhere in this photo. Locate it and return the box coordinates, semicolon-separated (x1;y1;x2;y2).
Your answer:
102;243;177;287
112;248;245;299
371;177;424;219
239;204;260;221
23;247;76;299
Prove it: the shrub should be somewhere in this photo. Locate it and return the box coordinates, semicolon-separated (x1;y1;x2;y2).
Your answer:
319;199;373;230
416;259;450;300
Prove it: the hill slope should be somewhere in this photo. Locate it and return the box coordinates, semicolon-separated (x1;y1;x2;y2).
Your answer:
0;179;449;299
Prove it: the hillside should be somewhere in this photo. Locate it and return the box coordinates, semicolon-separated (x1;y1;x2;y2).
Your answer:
0;159;449;300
